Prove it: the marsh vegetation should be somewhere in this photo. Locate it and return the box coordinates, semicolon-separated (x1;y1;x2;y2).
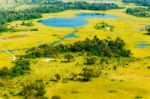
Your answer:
0;0;150;99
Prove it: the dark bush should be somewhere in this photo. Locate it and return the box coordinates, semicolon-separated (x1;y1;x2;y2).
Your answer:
55;74;61;82
31;28;38;31
19;80;46;97
146;27;150;34
80;68;100;81
21;22;33;26
0;67;9;77
51;95;61;99
84;57;97;65
135;96;143;99
0;25;8;33
64;54;74;62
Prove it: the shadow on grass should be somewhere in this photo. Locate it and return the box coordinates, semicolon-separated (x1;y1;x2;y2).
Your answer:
143;33;150;35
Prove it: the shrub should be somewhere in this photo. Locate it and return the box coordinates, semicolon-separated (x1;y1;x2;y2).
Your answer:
108;89;118;93
0;25;8;32
64;54;74;62
55;74;61;82
68;68;101;82
81;68;93;81
84;57;97;65
135;96;143;99
51;95;61;99
147;66;150;69
31;28;38;31
113;66;117;70
146;27;150;34
19;80;46;97
0;67;9;77
100;57;109;65
21;22;33;26
81;67;101;81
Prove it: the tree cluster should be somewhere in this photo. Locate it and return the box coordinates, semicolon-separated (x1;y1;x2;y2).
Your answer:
25;36;131;58
126;7;150;17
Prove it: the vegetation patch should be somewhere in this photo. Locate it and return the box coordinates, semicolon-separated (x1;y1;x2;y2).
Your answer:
95;22;114;31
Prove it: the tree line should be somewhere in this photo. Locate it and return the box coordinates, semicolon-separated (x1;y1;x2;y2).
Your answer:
126;7;150;17
122;0;150;6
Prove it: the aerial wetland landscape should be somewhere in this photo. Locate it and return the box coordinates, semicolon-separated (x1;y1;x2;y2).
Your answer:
0;0;150;99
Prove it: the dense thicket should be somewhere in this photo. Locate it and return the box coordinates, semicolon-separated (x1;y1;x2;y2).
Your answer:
122;0;150;6
126;7;150;17
0;1;119;32
24;36;131;58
